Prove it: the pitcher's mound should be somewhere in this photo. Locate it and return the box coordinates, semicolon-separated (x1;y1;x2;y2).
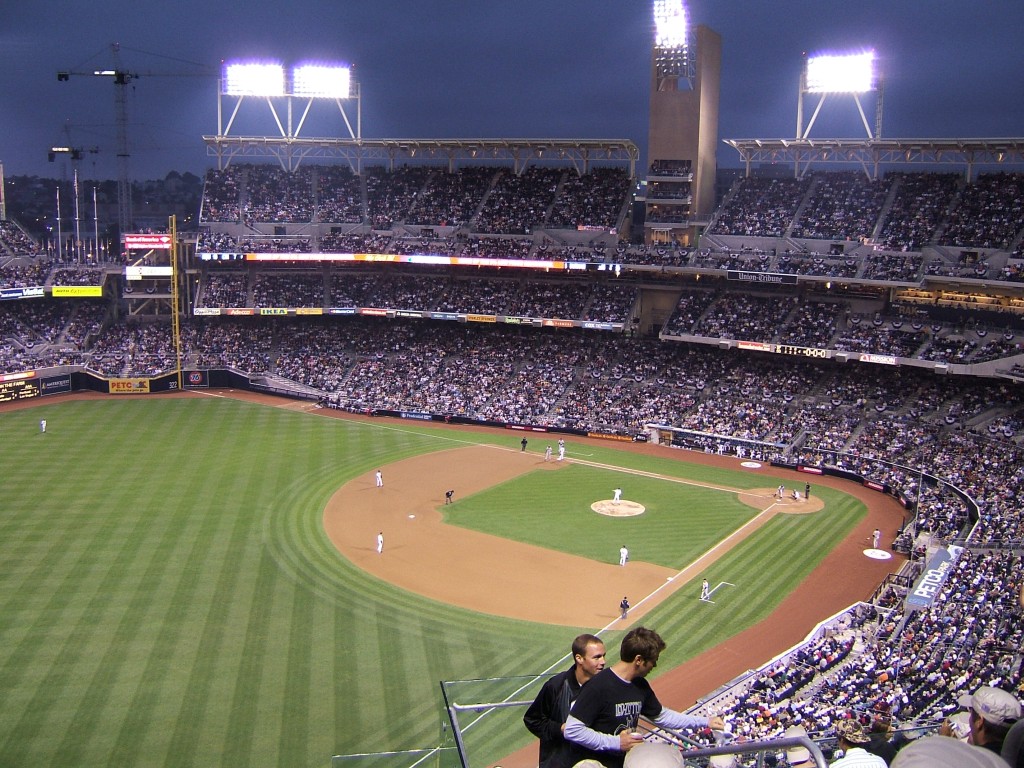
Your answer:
592;499;646;517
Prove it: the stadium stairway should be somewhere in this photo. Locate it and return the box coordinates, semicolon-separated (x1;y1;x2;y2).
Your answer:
871;174;903;242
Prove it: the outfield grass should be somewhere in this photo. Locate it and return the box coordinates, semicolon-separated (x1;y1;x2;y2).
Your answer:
0;397;867;768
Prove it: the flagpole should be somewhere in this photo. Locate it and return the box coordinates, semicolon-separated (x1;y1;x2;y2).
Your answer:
93;185;100;262
56;187;63;262
73;168;82;262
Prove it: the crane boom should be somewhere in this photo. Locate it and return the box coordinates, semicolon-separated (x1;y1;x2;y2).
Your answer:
57;43;136;234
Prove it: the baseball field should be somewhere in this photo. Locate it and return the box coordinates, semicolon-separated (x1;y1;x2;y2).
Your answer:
0;391;903;768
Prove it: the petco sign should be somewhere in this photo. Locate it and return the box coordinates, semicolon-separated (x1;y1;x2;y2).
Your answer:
905;545;962;610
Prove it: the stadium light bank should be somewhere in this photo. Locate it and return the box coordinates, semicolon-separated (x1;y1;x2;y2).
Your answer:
797;49;882;140
217;59;360;142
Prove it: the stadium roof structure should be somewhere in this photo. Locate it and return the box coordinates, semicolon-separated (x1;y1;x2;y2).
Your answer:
722;137;1024;179
201;135;640;176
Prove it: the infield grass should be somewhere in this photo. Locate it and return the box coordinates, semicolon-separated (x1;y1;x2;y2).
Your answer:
0;396;868;768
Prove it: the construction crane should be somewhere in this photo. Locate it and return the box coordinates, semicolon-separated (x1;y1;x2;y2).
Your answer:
58;43;137;234
47;146;100;163
57;43;214;235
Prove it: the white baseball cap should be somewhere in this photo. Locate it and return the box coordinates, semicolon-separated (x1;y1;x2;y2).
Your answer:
891;735;1010;768
957;685;1022;727
783;724;811;764
622;742;684;768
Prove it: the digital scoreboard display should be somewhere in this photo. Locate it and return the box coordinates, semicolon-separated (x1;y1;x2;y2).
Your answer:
0;377;40;403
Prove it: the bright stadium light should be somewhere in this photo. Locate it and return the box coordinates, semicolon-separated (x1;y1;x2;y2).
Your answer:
215;56;363;143
797;49;882;139
292;63;351;99
222;61;286;97
653;0;690;81
653;0;687;49
805;51;876;94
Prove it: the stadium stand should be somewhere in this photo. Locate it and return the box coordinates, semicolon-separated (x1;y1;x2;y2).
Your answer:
3;162;1024;765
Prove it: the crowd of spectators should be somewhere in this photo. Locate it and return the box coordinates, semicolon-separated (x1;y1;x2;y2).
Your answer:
87;322;178;377
317;231;391;254
614;243;690;268
791;172;893;242
940;172;1024;250
201;272;249;307
200;166;242;222
710;177;811;237
194;162;631;235
474;167;562;234
405;166;494;227
364;165;431;230
582;282;638;324
3;249;1020;368
776;300;844;348
0;257;51;288
649;159;692;177
462;236;534;261
504;282;591;319
546;167;630;230
183;319;272;373
661;291;718;336
687;548;1022;754
879;172;960;251
237;236;312;253
243;165;315;223
705;170;1024;262
30;311;1016;507
252;273;324;307
314;166;364;224
183;166;1024;318
860;253;924;282
0;298;78;349
692;293;799;343
834;321;928;358
51;266;105;286
772;252;862;279
196;231;239;253
0;220;42;256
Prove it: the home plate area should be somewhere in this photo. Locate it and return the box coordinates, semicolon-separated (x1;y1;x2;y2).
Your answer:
592;499;646;517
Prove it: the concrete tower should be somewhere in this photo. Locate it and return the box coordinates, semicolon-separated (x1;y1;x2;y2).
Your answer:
643;3;721;246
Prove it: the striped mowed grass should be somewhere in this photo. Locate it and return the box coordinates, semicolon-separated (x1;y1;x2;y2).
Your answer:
0;396;865;768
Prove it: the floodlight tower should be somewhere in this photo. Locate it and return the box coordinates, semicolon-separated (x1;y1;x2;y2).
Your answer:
797;50;883;139
214;60;360;170
643;0;721;246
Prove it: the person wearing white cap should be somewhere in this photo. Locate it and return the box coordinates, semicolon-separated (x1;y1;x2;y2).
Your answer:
890;735;1010;768
622;742;683;768
783;724;814;767
955;684;1022;756
707;754;738;768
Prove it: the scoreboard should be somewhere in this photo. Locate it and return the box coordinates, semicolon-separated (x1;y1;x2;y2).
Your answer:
0;377;40;403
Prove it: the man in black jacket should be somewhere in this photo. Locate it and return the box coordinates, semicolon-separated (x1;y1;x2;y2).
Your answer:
524;634;607;768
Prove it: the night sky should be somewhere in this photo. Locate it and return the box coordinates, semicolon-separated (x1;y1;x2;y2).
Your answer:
3;0;1023;180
